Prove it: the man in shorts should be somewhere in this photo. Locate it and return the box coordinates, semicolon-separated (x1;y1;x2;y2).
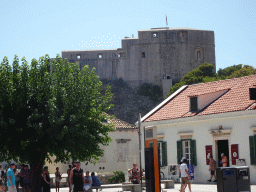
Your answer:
207;156;217;182
7;163;17;192
180;159;191;192
70;161;85;192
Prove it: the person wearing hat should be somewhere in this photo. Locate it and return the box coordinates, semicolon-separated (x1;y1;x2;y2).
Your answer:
180;159;191;192
221;153;228;167
70;161;85;192
7;163;16;192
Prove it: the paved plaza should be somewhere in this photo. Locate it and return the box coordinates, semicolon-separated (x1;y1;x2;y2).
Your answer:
50;183;256;192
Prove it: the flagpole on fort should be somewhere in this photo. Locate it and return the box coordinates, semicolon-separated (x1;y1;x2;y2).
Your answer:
166;15;168;28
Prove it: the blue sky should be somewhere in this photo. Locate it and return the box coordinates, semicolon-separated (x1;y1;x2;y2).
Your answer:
1;0;255;71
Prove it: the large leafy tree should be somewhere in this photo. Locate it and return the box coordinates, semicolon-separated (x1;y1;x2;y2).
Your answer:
0;54;114;191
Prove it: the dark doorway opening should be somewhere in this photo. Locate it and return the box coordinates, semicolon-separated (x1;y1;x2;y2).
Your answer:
217;140;229;167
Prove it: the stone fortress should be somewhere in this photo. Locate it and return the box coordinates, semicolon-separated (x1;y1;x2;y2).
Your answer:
62;27;216;96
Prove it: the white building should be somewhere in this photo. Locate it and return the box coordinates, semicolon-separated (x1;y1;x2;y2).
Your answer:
140;75;256;184
46;116;139;175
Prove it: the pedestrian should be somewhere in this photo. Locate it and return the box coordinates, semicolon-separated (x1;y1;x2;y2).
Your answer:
13;168;20;190
91;172;101;187
42;166;50;192
84;171;92;192
221;153;228;167
0;164;5;192
55;167;61;192
7;163;16;192
67;165;72;192
180;159;191;192
21;165;31;192
20;164;24;192
70;161;85;192
128;163;141;184
179;157;187;192
207;156;217;182
0;165;4;186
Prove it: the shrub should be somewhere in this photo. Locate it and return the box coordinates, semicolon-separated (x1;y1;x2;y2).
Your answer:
108;170;125;184
137;83;162;101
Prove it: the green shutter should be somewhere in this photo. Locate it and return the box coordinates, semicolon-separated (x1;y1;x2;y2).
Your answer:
177;140;182;164
249;136;256;165
191;140;197;166
162;141;167;166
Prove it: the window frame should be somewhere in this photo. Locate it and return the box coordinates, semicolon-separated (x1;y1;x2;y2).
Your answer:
182;140;191;164
177;139;197;166
190;97;198;112
98;53;103;59
158;142;163;166
158;141;167;167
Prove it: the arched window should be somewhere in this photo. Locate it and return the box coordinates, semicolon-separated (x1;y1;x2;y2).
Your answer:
197;51;201;60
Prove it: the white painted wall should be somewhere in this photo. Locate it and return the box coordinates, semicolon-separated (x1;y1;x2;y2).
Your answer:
141;110;256;184
46;129;140;177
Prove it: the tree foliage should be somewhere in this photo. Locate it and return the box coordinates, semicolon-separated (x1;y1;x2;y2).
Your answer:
167;63;256;97
137;83;162;101
0;54;114;191
167;63;217;97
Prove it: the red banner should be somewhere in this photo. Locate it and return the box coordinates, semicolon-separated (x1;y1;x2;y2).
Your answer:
231;144;239;165
205;145;212;165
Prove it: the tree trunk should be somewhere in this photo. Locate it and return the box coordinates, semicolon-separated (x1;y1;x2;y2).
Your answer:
30;150;46;192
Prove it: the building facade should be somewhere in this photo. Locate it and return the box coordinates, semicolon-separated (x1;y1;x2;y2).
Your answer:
62;27;216;96
46;116;139;175
140;75;256;184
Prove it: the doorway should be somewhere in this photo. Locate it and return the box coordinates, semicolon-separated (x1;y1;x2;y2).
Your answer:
217;140;229;167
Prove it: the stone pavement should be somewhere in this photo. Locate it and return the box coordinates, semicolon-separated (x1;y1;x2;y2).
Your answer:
50;183;256;192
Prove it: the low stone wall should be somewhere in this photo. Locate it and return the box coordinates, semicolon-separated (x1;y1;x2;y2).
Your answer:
49;172;115;187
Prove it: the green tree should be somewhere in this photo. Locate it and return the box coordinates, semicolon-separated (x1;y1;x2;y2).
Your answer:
167;63;217;96
225;65;256;79
0;54;114;191
217;64;243;79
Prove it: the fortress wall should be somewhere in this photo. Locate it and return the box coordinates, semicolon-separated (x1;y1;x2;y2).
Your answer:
61;28;215;95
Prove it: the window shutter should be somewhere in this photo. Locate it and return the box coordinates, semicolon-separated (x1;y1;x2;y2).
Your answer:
177;140;182;164
191;140;197;166
249;136;256;165
162;141;167;166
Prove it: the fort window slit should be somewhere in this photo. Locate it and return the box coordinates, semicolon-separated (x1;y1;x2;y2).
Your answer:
197;51;201;60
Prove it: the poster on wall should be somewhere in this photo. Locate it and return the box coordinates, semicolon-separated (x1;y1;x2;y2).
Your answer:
231;144;239;165
187;164;194;180
205;145;212;165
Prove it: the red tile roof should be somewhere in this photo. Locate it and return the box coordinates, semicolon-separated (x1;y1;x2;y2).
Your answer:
107;115;137;129
144;75;256;122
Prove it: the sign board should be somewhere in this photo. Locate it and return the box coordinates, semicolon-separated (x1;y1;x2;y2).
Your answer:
236;159;246;166
145;128;153;139
231;144;239;165
205;145;212;165
187;164;194;180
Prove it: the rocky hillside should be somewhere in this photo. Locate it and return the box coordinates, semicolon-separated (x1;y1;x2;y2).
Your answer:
102;79;164;124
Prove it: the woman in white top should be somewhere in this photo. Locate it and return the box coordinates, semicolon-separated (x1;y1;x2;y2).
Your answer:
55;167;61;192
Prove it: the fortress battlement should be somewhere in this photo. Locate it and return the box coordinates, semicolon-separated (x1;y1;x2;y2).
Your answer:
62;27;215;96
